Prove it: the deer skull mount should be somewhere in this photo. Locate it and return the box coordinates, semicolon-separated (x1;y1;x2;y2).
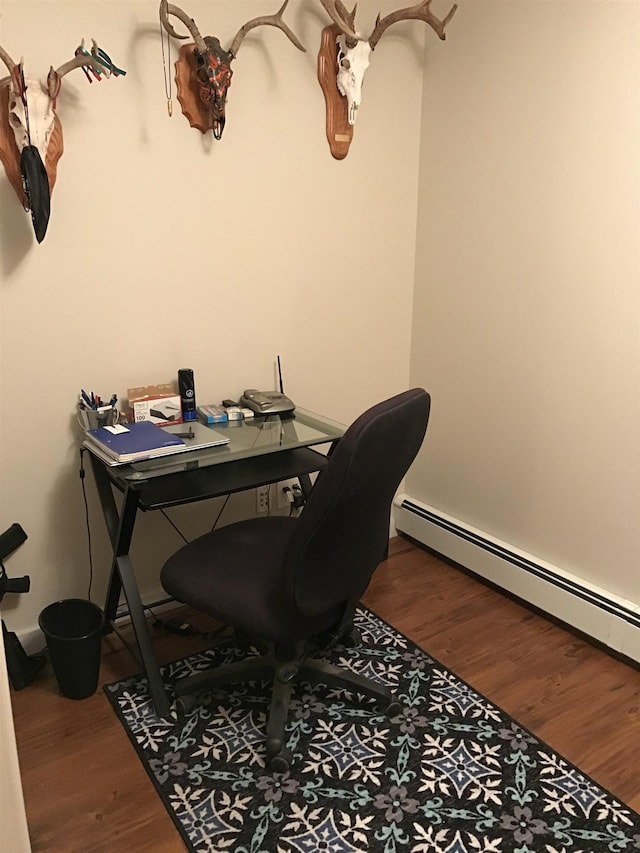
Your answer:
0;40;125;243
191;37;233;139
317;0;457;159
9;75;55;156
159;0;305;140
336;35;371;126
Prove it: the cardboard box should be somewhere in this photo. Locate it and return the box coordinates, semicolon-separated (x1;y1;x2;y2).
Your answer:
127;384;182;426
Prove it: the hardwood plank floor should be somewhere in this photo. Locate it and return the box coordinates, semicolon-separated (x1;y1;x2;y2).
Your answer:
10;535;640;851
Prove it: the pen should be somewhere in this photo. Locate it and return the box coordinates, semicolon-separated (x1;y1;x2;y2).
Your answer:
81;389;94;410
80;389;118;411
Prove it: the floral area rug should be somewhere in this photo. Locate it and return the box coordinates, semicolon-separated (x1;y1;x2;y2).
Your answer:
104;607;639;853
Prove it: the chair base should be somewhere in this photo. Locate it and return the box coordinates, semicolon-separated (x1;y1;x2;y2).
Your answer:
172;645;401;771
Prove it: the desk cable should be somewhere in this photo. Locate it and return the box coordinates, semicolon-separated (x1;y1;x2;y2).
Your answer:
78;447;95;603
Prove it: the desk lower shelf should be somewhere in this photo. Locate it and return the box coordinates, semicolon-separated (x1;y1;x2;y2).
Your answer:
118;447;330;511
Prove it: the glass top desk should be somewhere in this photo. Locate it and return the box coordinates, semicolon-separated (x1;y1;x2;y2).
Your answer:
86;407;346;718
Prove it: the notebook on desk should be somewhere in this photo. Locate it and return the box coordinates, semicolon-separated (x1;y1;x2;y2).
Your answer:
84;420;229;465
162;421;230;452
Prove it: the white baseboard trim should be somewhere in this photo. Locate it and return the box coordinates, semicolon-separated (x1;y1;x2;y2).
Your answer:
393;494;640;664
14;628;45;657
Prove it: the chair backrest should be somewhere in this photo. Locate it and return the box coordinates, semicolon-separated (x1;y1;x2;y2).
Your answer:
285;388;430;616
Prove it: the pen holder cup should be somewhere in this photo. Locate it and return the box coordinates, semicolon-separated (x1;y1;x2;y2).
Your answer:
78;408;121;431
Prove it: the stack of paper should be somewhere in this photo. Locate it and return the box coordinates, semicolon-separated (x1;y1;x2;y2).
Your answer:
84;420;231;465
83;421;187;464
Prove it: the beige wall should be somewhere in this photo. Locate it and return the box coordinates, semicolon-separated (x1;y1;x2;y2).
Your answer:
0;1;426;636
0;620;30;851
3;0;636;643
409;1;640;605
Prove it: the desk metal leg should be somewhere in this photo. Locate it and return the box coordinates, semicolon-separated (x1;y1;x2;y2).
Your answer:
88;455;126;625
112;487;171;718
297;472;313;500
114;551;171;718
89;457;171;718
107;485;138;622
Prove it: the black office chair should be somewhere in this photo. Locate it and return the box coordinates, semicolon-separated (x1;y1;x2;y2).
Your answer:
160;388;431;771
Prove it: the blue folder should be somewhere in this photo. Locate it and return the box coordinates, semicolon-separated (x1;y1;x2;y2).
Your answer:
85;420;185;463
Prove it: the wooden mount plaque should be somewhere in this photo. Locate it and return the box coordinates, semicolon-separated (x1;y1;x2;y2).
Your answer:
174;44;214;134
317;25;353;160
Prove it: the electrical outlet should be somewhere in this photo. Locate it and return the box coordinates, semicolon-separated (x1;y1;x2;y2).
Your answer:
256;485;270;513
277;479;299;510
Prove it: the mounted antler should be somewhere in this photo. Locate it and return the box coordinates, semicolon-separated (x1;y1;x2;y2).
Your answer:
229;0;305;57
369;0;458;49
159;1;208;53
318;0;457;149
318;1;359;40
47;39;111;100
159;0;305;139
0;45;18;76
0;38;124;242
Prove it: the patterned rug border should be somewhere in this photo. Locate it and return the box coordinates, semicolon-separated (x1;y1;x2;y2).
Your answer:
103;605;639;853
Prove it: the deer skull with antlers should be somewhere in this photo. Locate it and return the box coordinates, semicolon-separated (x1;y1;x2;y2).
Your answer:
159;0;305;140
0;40;123;242
320;0;457;126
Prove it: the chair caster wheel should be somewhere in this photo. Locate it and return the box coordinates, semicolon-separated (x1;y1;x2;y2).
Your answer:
386;700;403;719
176;694;197;715
278;664;298;683
266;736;292;773
268;750;292;773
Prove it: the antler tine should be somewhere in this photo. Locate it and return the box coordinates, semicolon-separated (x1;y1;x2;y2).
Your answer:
335;1;359;47
0;44;18;76
49;39;111;95
229;0;306;58
368;0;458;50
318;0;359;40
159;0;207;54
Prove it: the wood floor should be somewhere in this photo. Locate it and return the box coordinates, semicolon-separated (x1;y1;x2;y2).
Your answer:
10;535;640;852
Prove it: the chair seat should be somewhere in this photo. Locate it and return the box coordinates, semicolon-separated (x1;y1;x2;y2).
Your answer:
161;516;344;645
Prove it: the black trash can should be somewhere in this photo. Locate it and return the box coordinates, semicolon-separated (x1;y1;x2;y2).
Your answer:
38;599;105;699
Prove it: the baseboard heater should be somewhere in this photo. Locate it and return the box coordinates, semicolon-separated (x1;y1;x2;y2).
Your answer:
393;494;640;664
